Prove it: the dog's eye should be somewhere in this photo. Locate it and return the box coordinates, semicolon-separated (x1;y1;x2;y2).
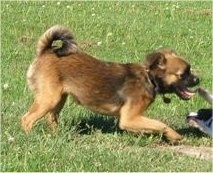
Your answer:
177;66;191;79
175;73;186;79
180;72;190;80
180;73;186;79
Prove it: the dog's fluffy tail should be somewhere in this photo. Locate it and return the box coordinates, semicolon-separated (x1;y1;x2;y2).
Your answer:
37;25;78;57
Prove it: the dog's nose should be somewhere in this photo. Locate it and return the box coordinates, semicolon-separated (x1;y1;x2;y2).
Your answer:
193;76;200;84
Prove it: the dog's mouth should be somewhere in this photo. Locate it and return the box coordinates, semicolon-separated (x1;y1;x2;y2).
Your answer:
175;86;196;100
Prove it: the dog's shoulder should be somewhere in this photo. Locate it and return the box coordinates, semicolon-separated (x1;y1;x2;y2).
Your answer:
119;63;155;100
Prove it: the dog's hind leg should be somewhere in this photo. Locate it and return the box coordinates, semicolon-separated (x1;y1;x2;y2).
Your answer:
45;94;68;131
119;98;183;142
21;86;64;133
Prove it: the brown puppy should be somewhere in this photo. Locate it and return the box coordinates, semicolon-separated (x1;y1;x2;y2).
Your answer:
21;25;199;142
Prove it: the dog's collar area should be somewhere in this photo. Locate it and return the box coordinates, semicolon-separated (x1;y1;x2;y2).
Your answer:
146;70;171;103
146;70;161;94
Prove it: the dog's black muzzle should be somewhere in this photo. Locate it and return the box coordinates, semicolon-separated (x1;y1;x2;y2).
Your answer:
173;74;200;100
186;74;200;87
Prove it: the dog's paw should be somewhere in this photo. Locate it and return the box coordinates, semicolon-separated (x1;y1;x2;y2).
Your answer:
166;130;183;143
21;116;32;134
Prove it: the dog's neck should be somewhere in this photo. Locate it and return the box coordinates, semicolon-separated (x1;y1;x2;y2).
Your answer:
146;70;161;94
146;70;171;103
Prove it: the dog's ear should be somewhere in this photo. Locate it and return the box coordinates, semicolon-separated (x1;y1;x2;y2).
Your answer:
144;52;166;71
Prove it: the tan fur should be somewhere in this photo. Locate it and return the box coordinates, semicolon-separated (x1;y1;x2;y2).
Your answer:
21;25;199;142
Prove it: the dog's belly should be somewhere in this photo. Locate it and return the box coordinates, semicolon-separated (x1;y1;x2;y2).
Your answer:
75;96;122;115
77;94;122;115
87;103;121;115
64;84;122;115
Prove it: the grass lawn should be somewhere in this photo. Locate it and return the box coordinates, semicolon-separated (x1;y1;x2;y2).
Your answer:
1;1;212;172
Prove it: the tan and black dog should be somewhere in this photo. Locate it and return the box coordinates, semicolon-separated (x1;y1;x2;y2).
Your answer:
21;25;199;142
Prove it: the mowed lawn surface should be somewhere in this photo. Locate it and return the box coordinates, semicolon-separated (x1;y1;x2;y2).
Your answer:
1;1;212;172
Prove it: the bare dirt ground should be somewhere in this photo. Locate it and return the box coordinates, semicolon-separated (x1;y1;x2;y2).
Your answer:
160;145;213;160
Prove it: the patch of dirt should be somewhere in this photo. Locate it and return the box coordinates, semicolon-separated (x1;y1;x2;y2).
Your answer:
18;35;35;45
159;145;213;160
78;40;100;50
185;9;212;16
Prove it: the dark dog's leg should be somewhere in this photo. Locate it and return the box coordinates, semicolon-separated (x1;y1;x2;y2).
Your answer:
45;94;68;131
119;98;183;141
21;87;63;133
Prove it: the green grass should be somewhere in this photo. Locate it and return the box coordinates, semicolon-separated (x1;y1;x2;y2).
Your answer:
1;1;212;172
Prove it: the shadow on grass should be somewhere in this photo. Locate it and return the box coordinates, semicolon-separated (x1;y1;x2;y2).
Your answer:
62;113;209;140
63;114;123;135
177;127;209;138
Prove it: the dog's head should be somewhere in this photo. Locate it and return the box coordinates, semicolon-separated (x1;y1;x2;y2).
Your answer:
144;49;199;100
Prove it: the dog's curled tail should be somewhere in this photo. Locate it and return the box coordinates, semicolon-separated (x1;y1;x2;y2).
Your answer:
37;25;78;57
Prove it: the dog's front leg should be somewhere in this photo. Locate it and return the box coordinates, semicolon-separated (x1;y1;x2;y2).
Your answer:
119;98;183;142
